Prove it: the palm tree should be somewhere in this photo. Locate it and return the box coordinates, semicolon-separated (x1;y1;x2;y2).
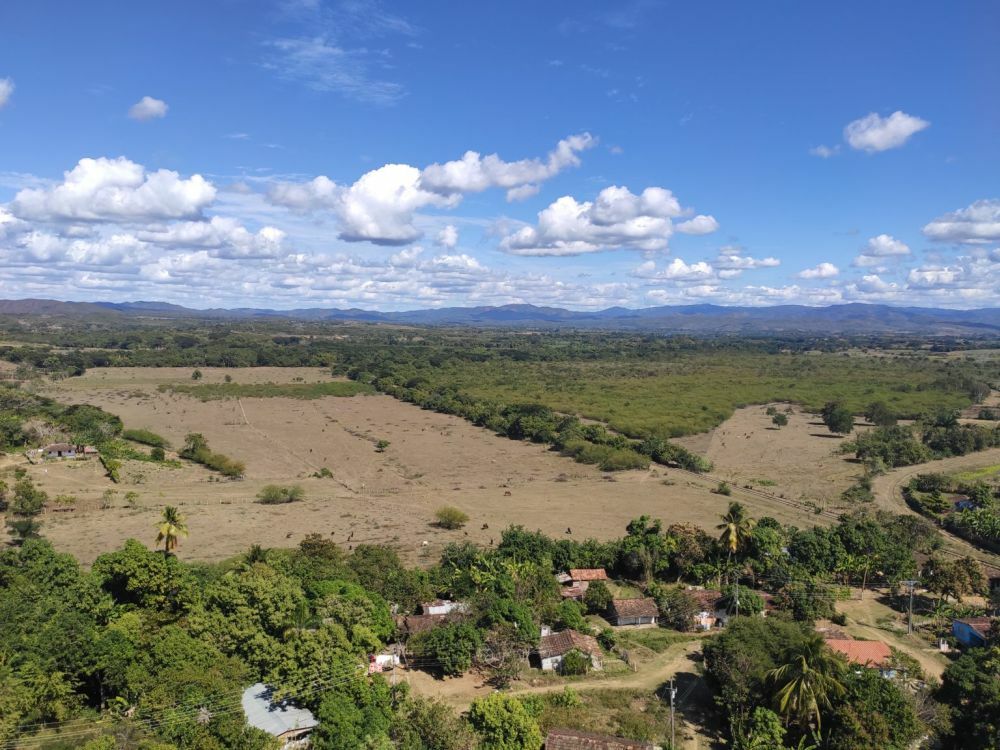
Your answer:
717;502;756;586
767;635;846;732
155;506;188;556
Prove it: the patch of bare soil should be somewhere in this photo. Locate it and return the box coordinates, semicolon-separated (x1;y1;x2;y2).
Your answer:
12;370;836;564
675;403;862;508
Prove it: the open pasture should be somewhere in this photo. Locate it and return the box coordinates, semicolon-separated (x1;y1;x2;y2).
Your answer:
16;366;854;564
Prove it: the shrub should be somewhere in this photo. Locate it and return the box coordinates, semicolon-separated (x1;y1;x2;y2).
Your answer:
150;446;166;462
122;428;169;448
191;369;203;380
559;648;591;675
434;506;469;530
713;481;732;496
375;439;390;453
821;400;855;435
257;484;305;504
771;413;788;427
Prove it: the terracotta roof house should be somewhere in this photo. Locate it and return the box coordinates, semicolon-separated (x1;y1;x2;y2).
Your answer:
569;568;610;582
825;638;894;676
608;598;658;626
534;629;603;672
952;617;994;648
545;728;659;750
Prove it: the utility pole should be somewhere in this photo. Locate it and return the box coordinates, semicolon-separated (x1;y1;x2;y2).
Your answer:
904;580;919;635
669;678;677;749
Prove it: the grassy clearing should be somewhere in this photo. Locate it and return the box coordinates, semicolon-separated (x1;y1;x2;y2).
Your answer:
159;380;374;401
614;628;695;654
951;463;1000;484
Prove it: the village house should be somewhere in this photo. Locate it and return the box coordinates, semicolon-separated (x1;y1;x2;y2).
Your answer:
241;683;317;748
608;598;658;627
688;589;724;630
534;629;603;672
824;638;895;678
557;568;610;600
952;616;994;648
41;443;98;460
545;728;660;750
396;613;448;638
368;645;403;674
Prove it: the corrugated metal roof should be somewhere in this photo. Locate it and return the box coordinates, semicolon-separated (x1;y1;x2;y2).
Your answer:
241;683;318;737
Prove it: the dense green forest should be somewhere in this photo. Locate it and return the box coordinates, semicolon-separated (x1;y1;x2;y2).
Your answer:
2;501;997;749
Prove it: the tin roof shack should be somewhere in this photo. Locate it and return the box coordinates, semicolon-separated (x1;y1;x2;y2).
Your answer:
952;617;994;648
241;683;318;747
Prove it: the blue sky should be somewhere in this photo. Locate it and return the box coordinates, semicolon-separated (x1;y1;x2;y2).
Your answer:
1;0;998;310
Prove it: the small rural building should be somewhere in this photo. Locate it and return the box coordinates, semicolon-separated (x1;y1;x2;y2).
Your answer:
952;617;994;648
608;598;658;627
534;629;603;672
688;589;724;630
368;648;402;674
42;443;97;460
545;728;659;750
420;599;468;616
569;568;610;584
824;638;894;677
241;683;318;748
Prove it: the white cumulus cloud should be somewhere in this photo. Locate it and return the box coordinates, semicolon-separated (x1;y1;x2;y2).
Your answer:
420;133;596;202
798;262;839;279
0;77;14;109
435;224;458;249
853;233;911;266
676;215;720;235
844;111;929;152
128;96;169;121
500;186;702;256
923;199;1000;243
136;216;286;259
10;157;216;222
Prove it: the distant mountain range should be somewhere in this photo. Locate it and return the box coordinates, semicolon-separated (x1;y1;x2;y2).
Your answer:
2;298;1000;335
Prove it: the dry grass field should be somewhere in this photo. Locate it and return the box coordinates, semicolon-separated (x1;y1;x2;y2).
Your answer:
8;366;968;565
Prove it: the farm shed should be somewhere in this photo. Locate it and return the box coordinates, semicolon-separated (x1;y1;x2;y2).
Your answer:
608;598;658;627
241;683;317;747
534;629;603;672
545;728;659;749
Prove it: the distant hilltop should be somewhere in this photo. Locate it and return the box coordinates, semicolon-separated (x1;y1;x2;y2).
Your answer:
1;298;1000;335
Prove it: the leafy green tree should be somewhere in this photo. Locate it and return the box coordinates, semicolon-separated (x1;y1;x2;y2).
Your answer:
620;515;675;584
772;413;788;427
821;401;855;435
155;506;188;555
737;706;787;750
825;668;920;750
582;580;613;614
92;539;198;613
467;693;543;750
391;696;477;750
937;646;1000;750
653;586;701;631
864;401;897;427
411;622;482;676
312;669;395;750
767;634;846;732
552;599;590;634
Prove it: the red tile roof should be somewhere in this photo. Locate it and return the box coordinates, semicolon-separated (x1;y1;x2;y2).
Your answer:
545;728;656;750
396;614;446;635
610;598;658;618
687;589;722;610
537;630;602;660
825;638;892;668
569;568;609;582
561;584;588;599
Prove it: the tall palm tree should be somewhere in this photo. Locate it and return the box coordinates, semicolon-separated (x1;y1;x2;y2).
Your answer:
767;635;846;732
717;502;756;587
155;506;188;556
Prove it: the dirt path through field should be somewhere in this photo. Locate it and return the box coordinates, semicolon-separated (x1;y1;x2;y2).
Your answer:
871;448;1000;572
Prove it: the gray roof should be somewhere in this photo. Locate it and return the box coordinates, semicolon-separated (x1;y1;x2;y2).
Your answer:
241;683;318;737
